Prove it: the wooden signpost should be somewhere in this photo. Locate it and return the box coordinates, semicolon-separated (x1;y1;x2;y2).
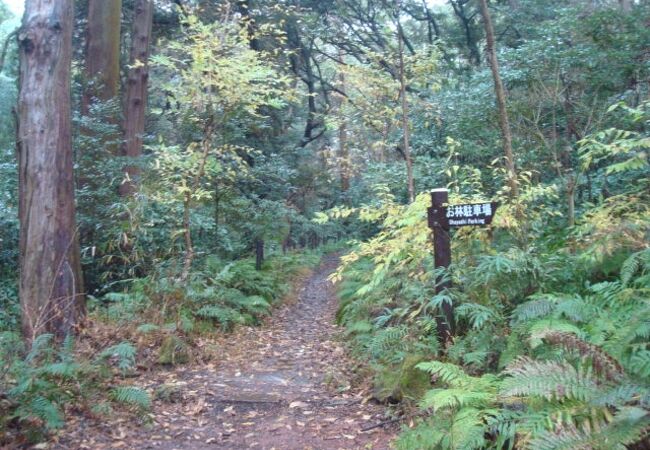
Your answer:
427;188;499;342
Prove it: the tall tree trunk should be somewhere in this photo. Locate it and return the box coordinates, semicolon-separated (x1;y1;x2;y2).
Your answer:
478;0;519;198
18;0;85;341
80;0;122;192
82;0;122;114
337;50;350;194
398;23;415;203
121;0;153;196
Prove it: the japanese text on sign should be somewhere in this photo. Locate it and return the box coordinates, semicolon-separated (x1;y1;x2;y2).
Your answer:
427;201;498;229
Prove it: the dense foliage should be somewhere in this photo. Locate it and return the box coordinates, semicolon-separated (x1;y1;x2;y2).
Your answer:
333;96;649;449
0;0;648;447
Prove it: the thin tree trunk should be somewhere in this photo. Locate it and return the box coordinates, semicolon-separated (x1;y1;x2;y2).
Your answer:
255;238;264;271
180;125;213;282
567;175;576;227
478;0;519;198
398;23;415;203
121;0;153;196
337;50;350;194
18;0;85;341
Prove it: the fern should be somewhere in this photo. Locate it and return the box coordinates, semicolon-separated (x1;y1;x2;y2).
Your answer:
100;341;137;374
456;303;498;329
110;386;151;411
236;295;271;316
195;304;245;327
501;357;599;402
621;248;650;286
136;323;160;334
367;325;408;360
511;295;558;324
416;361;473;386
16;396;64;430
629;350;650;379
395;417;447;450
420;388;496;412
450;407;490;450
542;332;624;382
25;333;55;364
41;361;80;379
529;406;650;450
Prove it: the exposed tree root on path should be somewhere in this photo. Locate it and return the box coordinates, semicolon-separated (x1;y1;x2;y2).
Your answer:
54;255;398;449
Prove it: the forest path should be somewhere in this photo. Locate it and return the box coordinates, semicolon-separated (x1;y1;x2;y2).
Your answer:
59;255;397;449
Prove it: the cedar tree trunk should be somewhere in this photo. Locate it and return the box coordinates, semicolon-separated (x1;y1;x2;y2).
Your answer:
18;0;85;341
121;0;153;196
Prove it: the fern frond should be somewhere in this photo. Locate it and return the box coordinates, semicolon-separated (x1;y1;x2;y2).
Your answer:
629;349;650;378
456;303;498;329
450;407;490;450
528;406;650;450
395;417;447;450
621;249;650;286
136;323;160;334
195;305;245;326
110;386;151;410
501;357;599;402
100;341;137;373
527;320;583;349
367;325;408;358
26;334;54;363
19;396;64;429
41;361;80;379
512;296;557;324
236;295;271;315
542;332;624;382
417;361;468;385
420;388;496;412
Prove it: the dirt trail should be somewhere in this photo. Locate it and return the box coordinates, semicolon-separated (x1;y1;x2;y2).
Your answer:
57;255;397;449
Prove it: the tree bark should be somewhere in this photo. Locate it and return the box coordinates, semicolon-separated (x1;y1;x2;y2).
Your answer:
121;0;153;196
255;238;264;271
397;23;415;203
337;50;350;194
478;0;519;198
82;0;122;114
18;0;85;341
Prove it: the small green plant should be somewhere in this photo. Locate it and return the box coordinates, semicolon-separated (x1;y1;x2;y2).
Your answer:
1;334;151;443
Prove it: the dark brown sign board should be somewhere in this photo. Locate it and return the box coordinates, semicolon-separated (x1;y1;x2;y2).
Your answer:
428;201;499;230
427;189;499;344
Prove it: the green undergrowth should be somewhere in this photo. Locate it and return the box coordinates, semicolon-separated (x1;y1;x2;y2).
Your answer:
331;108;649;449
0;249;325;445
337;213;649;449
93;249;323;333
0;333;150;445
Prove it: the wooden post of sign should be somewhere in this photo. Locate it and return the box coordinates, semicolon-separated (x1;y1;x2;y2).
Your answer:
430;189;454;342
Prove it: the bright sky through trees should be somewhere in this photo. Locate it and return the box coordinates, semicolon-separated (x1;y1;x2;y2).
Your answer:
4;0;22;16
2;0;446;18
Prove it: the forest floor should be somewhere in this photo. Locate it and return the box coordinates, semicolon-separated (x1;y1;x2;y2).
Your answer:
53;255;398;450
